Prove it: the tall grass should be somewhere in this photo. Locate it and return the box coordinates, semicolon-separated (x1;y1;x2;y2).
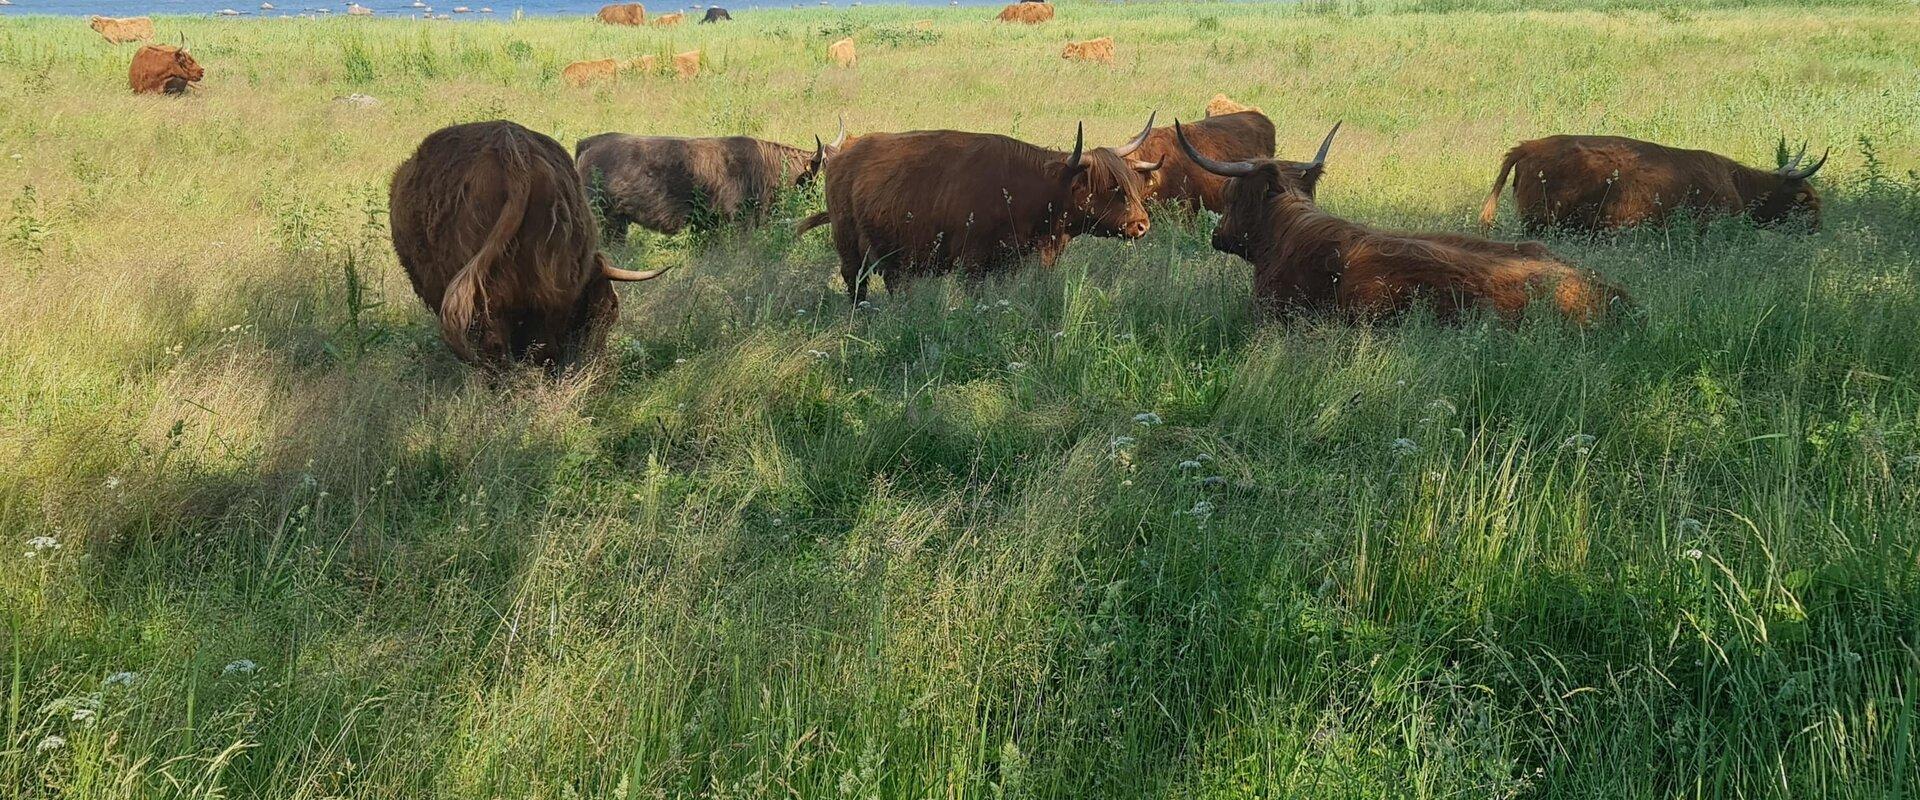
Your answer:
2;1;1919;797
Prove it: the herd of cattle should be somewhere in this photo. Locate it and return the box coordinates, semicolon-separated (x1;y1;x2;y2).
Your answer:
387;100;1828;371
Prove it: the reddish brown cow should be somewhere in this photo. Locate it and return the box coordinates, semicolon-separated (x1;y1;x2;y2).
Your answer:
389;121;669;372
1480;135;1827;233
801;117;1162;302
1127;110;1275;213
129;45;203;95
575;133;824;240
1179;122;1627;325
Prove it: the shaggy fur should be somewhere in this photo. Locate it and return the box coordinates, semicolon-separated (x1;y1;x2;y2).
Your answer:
699;7;731;22
128;45;203;95
1481;135;1824;233
827;38;857;67
575;134;821;240
1208;161;1628;325
1128;111;1275;212
811;126;1159;301
997;3;1053;23
1205;93;1258;118
562;58;621;87
1061;37;1114;63
672;50;701;79
90;16;153;44
596;2;645;24
389;121;664;372
651;11;683;25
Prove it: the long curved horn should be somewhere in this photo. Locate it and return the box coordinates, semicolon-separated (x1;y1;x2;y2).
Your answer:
1111;111;1156;158
1310;121;1341;167
1778;141;1808;174
831;114;847;149
1784;148;1828;180
1065;122;1085;171
1174;119;1253;177
813;135;825;164
600;260;671;282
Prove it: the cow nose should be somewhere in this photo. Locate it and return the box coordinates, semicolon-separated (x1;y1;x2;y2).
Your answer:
1123;219;1150;239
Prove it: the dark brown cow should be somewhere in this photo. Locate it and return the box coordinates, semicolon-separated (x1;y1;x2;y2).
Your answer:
575;134;824;241
1480;135;1827;233
128;45;203;95
1128;110;1275;212
805;116;1161;302
390;121;669;372
1178;122;1627;325
699;7;731;22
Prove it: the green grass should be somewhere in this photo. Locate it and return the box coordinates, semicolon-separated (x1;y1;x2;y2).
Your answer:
3;1;1920;797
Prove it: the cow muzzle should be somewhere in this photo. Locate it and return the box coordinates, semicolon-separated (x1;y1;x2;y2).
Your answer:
1119;218;1150;240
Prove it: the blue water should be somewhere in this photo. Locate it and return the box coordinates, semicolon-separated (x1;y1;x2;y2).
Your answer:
0;0;996;17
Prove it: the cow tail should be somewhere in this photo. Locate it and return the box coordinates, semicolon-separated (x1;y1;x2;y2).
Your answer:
1479;148;1521;232
795;211;831;236
440;172;530;363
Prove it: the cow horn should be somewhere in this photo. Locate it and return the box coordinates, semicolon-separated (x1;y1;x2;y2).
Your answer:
1066;121;1084;171
600;260;671;282
813;135;825;165
831;114;848;149
1111;111;1155;158
1778;141;1808;174
1310;121;1341;168
1784;147;1828;180
1174;119;1254;177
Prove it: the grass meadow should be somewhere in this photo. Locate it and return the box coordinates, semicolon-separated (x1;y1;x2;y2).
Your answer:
4;0;1920;796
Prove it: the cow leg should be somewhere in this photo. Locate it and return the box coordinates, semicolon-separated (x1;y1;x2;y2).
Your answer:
1037;233;1072;267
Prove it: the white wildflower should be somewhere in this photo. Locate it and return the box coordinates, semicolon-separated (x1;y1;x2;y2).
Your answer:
1561;433;1596;455
104;671;138;688
1389;438;1419;456
806;349;829;359
27;535;60;552
1178;460;1202;471
1007;361;1026;371
104;476;123;490
1133;412;1163;426
673;358;687;364
222;659;258;677
1426;398;1457;416
71;707;96;724
1683;548;1703;561
1186;500;1216;520
37;736;66;753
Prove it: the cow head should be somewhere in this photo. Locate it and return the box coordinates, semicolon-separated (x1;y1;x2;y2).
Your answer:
1749;139;1826;229
168;45;205;82
1177;120;1339;258
89;16;110;32
1056;115;1161;240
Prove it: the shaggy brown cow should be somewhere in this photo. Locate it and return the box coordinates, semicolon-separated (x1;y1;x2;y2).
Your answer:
699;7;731;22
1127;109;1275;213
651;11;683;25
1061;36;1114;63
1480;135;1827;233
827;37;856;67
389;121;669;371
562;58;621;87
1205;93;1258;118
576;133;825;240
997;2;1052;23
90;16;154;44
129;45;204;95
596;2;645;24
805;116;1162;301
672;50;701;79
1177;122;1626;325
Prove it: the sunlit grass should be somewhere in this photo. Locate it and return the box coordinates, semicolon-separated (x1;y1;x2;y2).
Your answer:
2;1;1919;797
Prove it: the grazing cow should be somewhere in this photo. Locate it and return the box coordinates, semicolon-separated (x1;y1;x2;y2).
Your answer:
1480;135;1827;233
128;45;204;95
627;54;658;73
671;50;701;78
89;16;154;44
651;11;683;25
804;116;1162;301
1126;109;1275;213
1177;122;1626;325
596;2;646;24
1061;37;1113;62
563;58;621;87
347;3;372;14
700;7;731;22
389;121;669;372
827;38;856;67
576;133;825;240
1205;93;1259;118
997;2;1052;23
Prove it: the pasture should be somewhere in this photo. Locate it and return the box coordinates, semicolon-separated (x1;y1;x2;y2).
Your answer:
3;0;1920;796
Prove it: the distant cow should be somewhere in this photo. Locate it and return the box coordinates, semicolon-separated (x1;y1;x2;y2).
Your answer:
672;50;701;78
1177;122;1626;325
1061;37;1113;62
576;133;825;240
129;45;204;95
700;7;731;22
563;58;621;87
596;2;646;24
1205;93;1258;118
89;16;154;44
827;38;856;67
1127;109;1275;212
347;3;372;14
996;2;1052;23
651;11;683;25
803;116;1162;301
1480;135;1828;233
627;54;658;73
389;121;669;372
